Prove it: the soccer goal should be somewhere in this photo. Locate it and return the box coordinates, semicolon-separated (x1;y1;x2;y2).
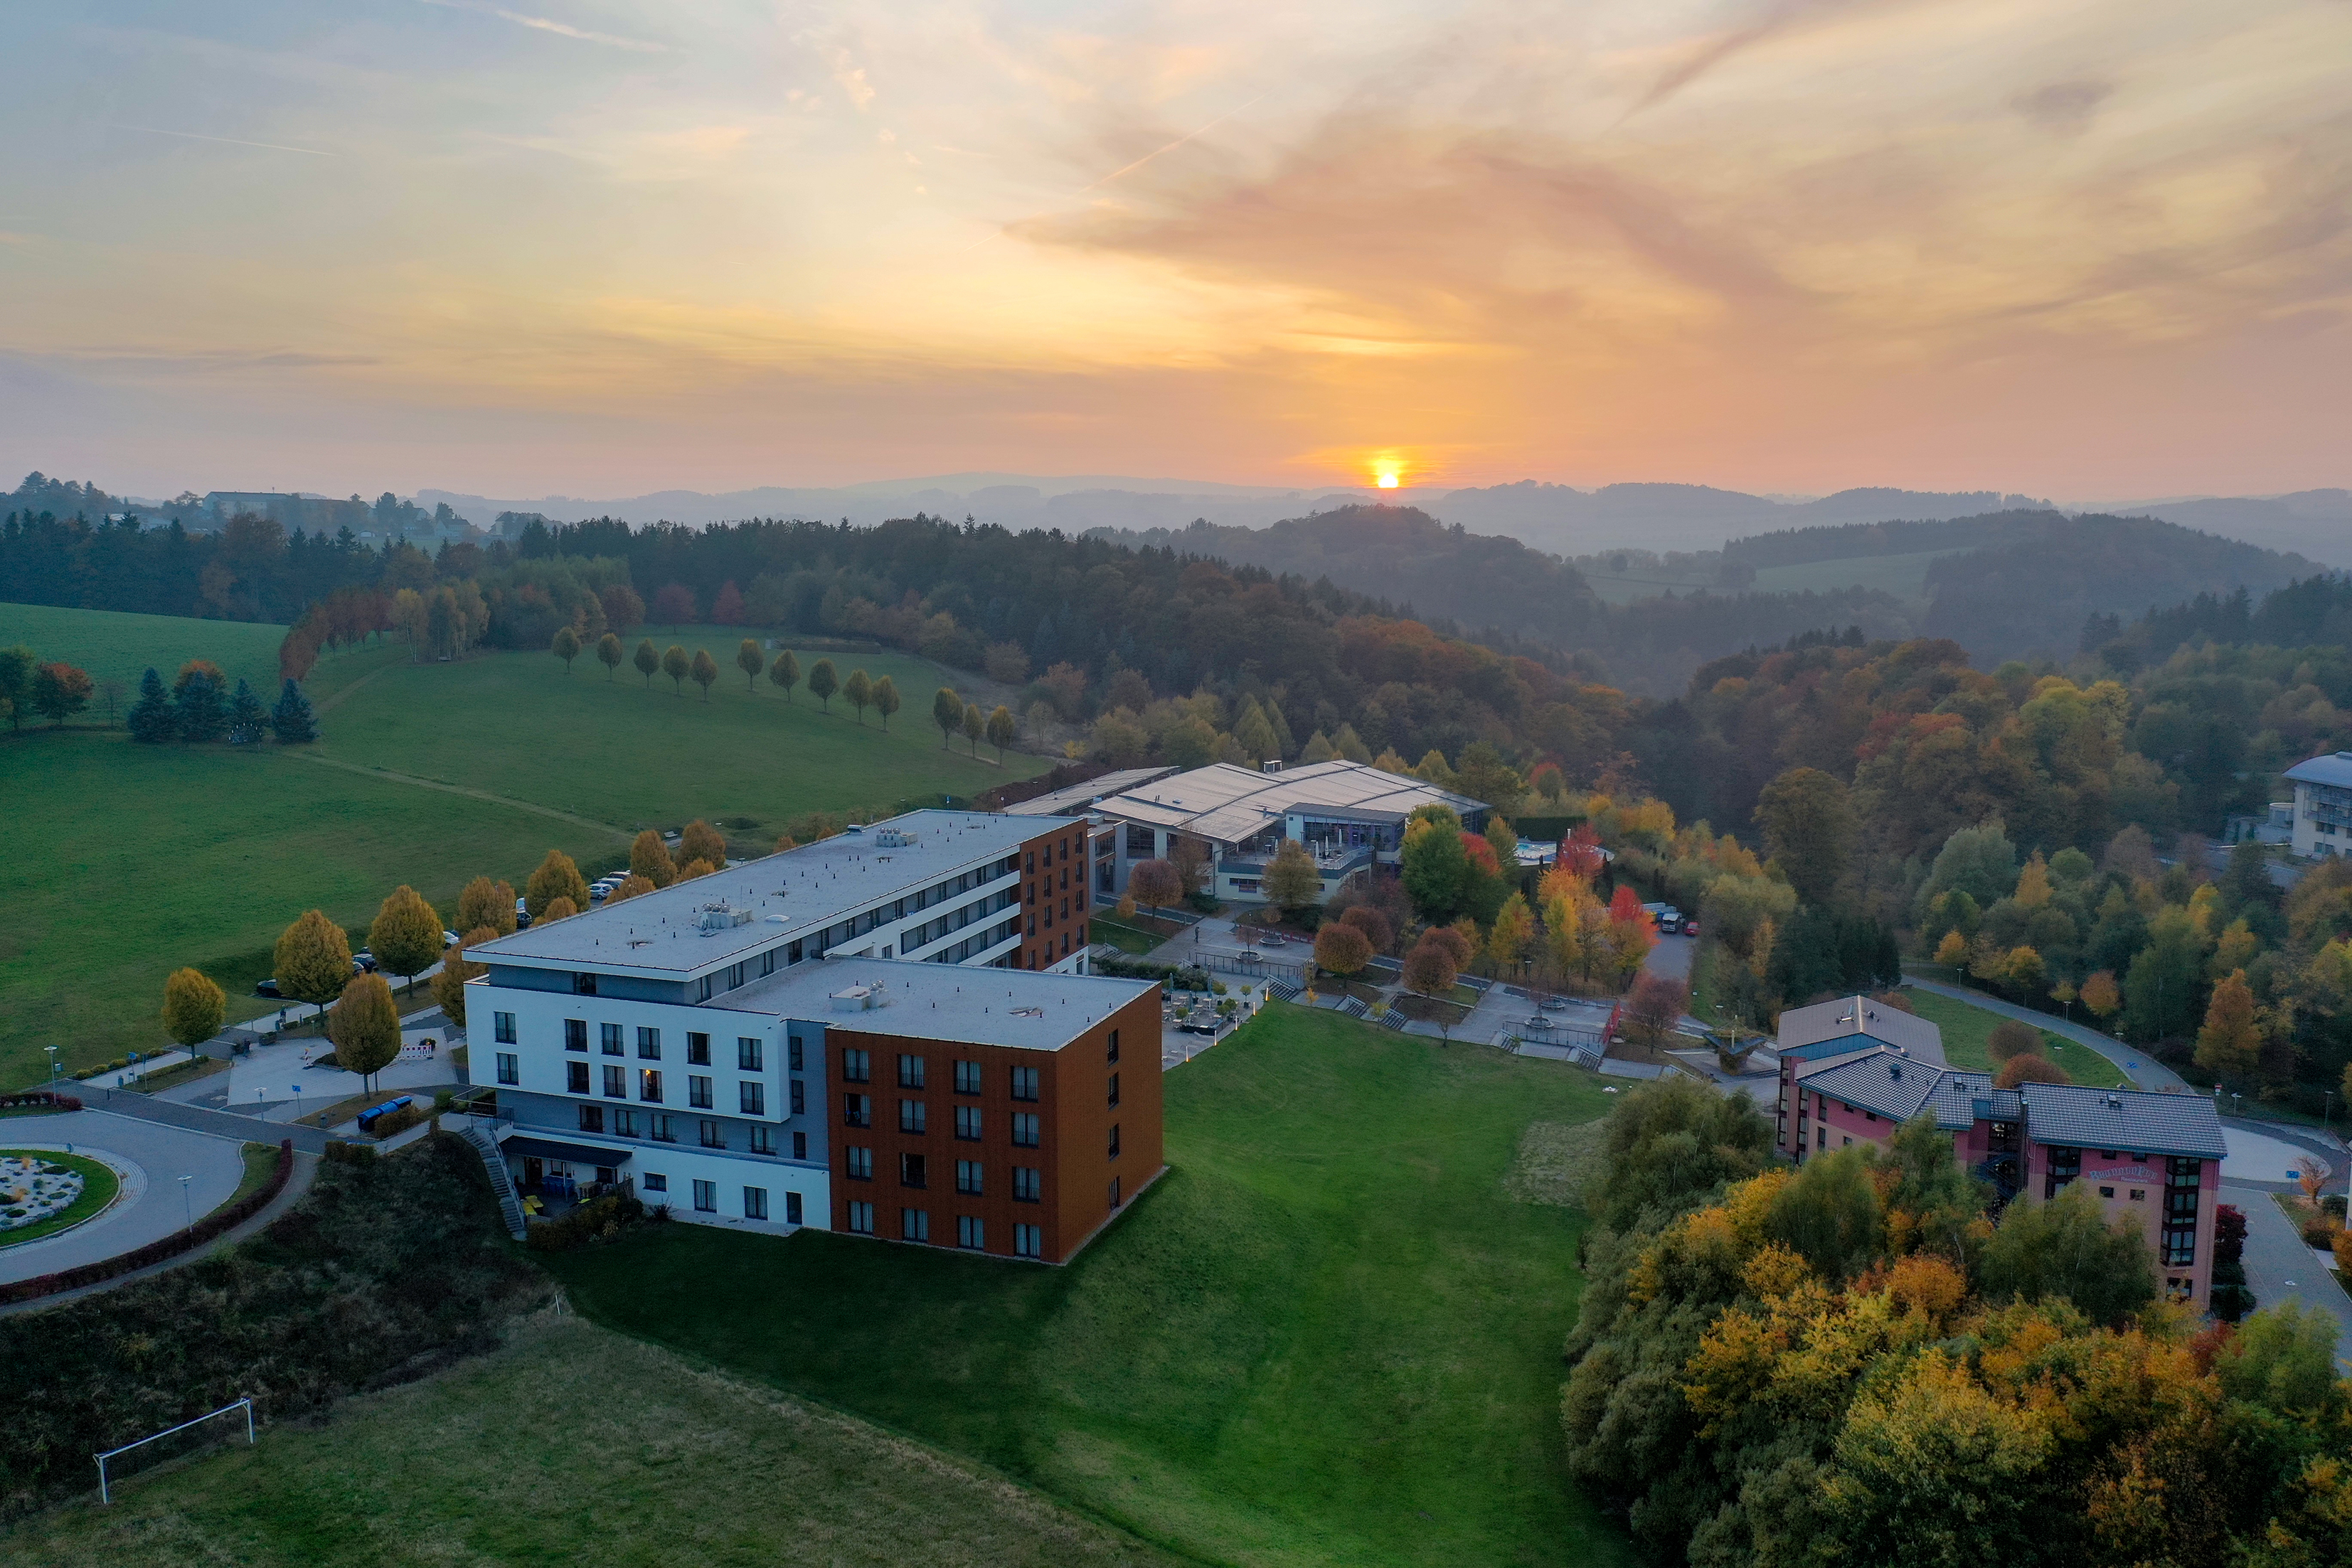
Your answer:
95;1397;255;1503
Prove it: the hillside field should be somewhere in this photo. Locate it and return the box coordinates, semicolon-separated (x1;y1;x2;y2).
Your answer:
1747;546;1970;601
543;1005;1629;1568
0;607;1041;1084
1907;989;2127;1088
0;602;294;700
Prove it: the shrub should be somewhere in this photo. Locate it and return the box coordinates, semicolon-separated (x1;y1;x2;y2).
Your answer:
1994;1054;2069;1088
324;1139;378;1166
0;1091;82;1111
1986;1019;2040;1062
524;1190;649;1253
370;1104;429;1140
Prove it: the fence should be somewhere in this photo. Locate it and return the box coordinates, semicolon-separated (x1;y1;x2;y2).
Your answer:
97;1398;255;1503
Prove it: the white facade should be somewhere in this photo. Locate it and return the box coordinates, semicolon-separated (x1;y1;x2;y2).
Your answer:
2284;752;2352;859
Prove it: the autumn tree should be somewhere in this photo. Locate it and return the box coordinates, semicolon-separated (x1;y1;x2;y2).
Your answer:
1621;972;1688;1050
431;927;495;1025
330;972;403;1092
1756;766;1857;906
1262;840;1321;914
1979;1180;2155;1323
30;661;92;725
2196;969;2264;1079
660;644;689;693
1128;859;1183;921
2081;969;2122;1025
955;700;980;754
736;638;765;690
1314;922;1373;981
1995;1054;2069;1088
551;625;580;672
542;895;580;922
652;582;697;626
1341;904;1395;956
1986;1019;2040;1062
1402;932;1460;1001
768;647;800;700
875;676;901;730
161;966;227;1048
1934;929;1969;969
630;829;678;887
274;909;353;1021
679;818;728;868
932;685;962;746
985;703;1014;760
690;648;719;700
457;876;518;936
634;638;659;686
524;849;589;920
606;873;655;904
806;658;838;711
595;631;623;679
368;884;444;993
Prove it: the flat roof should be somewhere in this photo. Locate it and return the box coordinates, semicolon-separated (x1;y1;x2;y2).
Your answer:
470;810;1036;976
2285;752;2352;789
1002;767;1178;816
717;957;1158;1052
1092;760;1486;846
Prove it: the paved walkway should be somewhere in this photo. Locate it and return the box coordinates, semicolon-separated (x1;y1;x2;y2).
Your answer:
1644;932;1697;981
1905;974;2186;1091
73;1082;334;1155
0;1110;252;1284
2228;1183;2352;1367
169;1006;462;1123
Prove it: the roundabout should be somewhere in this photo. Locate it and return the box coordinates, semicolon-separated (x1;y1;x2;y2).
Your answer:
0;1111;246;1287
0;1150;124;1248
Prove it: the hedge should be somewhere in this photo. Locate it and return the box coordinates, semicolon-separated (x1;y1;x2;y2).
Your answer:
0;1091;83;1111
1091;954;1212;990
0;1139;292;1306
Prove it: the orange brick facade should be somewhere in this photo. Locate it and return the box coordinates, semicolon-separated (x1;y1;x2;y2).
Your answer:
1018;823;1090;971
827;986;1164;1264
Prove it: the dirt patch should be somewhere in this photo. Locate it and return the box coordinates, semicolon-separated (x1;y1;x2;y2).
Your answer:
1504;1119;1608;1208
1393;994;1472;1025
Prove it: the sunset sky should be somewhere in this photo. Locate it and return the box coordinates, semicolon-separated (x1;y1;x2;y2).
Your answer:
2;0;2347;501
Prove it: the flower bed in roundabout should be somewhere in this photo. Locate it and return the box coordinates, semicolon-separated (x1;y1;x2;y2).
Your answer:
0;1151;122;1249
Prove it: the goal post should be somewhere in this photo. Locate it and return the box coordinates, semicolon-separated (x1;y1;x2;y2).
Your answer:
95;1397;255;1504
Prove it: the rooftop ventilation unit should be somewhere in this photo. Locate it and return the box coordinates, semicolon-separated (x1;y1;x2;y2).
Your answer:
829;983;887;1013
1262;759;1284;774
874;827;918;848
698;905;754;931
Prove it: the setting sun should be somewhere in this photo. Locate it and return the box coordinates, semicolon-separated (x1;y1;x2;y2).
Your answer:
1370;454;1405;489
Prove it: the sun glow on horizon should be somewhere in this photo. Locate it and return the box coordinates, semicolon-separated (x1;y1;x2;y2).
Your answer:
1370;452;1405;489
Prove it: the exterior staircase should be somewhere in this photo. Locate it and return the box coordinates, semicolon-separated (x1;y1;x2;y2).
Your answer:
458;1121;526;1239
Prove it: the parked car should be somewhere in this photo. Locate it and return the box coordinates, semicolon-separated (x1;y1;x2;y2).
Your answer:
443;929;461;947
514;895;533;930
1258;932;1284;946
1682;919;1700;939
354;1095;415;1133
254;978;282;999
352;951;379;974
1540;996;1569;1012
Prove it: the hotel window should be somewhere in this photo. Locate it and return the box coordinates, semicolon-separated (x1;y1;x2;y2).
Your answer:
650;1114;676;1143
1015;1224;1042;1259
1013;1112;1041;1148
785;1192;802;1225
1011;1066;1039;1102
696;976;713;1002
1107;1029;1118;1065
1106;1123;1119;1158
1107;1175;1122;1210
615;1109;639;1138
642;1173;667;1193
495;1052;518;1086
564;1019;588;1052
957;1215;985;1251
955;1060;981;1094
898;1053;927;1089
740;1081;766;1116
760;948;777;977
846;1146;873;1180
957;1159;983;1195
901;1152;927;1188
1013;1166;1041;1202
738;1037;763;1071
688;1033;711;1067
843;1048;871;1083
903;1207;930;1242
749;1125;775;1156
578;1104;604;1134
846;1200;875;1234
955;1106;983;1141
602;1065;625;1098
900;1099;927;1134
689;1075;713;1109
2045;1146;2082;1200
573;971;598;996
601;1023;624;1056
789;940;805;965
789;1080;806;1116
494;1012;517;1045
692;1179;716;1213
792;1131;807;1160
844;1092;873;1128
788;1036;804;1072
636;1026;661;1060
743;1187;768;1220
699;1119;725;1149
728;962;745;990
1108;1072;1119;1109
638;1068;663;1102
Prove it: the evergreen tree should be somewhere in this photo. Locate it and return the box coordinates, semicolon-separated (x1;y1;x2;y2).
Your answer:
0;644;32;732
227;678;267;743
270;677;316;742
127;667;176;743
174;668;228;743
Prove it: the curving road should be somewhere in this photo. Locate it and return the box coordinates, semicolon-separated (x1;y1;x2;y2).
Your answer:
1904;973;2187;1092
0;1110;248;1284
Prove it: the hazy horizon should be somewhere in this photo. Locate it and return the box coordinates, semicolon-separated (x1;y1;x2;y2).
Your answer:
4;0;2348;501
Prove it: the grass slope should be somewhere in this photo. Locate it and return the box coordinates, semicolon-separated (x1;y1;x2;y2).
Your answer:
1748;547;1971;602
0;603;289;700
1907;990;2127;1088
0;1316;1181;1568
545;1004;1629;1568
314;632;1035;841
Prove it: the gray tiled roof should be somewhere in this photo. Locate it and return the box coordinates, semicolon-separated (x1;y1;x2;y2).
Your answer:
2016;1082;2227;1160
1777;994;1944;1064
1804;1055;1994;1130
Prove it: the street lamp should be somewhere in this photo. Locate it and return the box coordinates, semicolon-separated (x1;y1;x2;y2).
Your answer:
178;1174;193;1234
43;1045;58;1084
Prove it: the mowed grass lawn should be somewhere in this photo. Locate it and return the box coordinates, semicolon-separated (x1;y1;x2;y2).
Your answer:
0;602;292;699
0;1316;1185;1568
314;631;1038;842
1907;988;2127;1088
544;1005;1629;1568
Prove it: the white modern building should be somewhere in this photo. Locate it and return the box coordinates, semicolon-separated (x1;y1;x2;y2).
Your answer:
464;810;1140;1249
1087;759;1488;904
2284;751;2352;858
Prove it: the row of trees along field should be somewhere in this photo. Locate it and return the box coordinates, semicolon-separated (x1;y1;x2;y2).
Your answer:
0;643;316;743
1560;1077;2348;1567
